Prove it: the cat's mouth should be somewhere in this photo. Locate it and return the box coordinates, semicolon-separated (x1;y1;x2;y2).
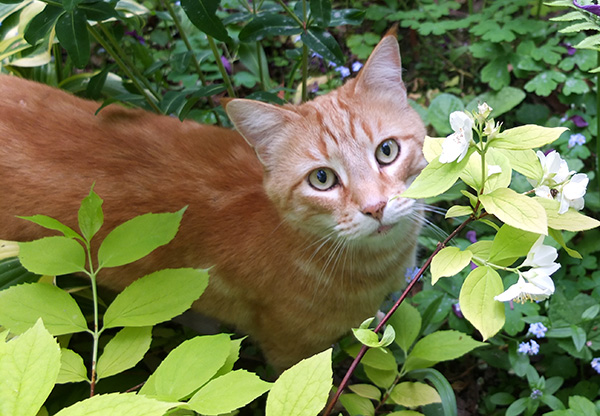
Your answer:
375;224;394;235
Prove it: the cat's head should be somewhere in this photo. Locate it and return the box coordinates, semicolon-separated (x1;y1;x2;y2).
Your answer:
226;32;426;243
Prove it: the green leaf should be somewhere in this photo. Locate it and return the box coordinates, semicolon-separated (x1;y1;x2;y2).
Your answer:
466;86;526;119
363;365;397;389
79;1;118;21
427;93;464;135
459;267;505;340
488;225;539;264
301;28;345;66
0;319;61;416
17;215;81;240
405;330;485;372
53;393;178;416
352;328;380;347
551;11;586;21
266;349;332;416
403;147;474;199
97;326;152;380
491;125;568;151
422;136;443;163
214;337;244;378
348;384;381;401
329;8;365;26
188;370;271;415
409;368;457;416
57;348;88;384
19;237;86;275
568;396;597;414
0;257;39;291
563;77;590;96
140;334;231;401
362;347;397;371
535;197;600;231
481;58;510;91
339;394;375;416
389;302;421;352
431;247;473;284
461;148;511;194
62;0;82;13
103;268;208;328
180;0;231;43
497;149;543;180
0;282;87;335
548;228;581;259
55;9;90;69
524;71;566;96
576;33;600;49
24;5;64;45
97;208;185;268
389;382;441;408
445;205;473;218
238;13;301;42
78;187;104;242
310;0;331;26
479;188;548;235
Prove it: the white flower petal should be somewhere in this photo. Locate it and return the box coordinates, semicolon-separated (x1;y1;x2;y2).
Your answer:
494;275;553;303
521;236;558;268
534;185;553;199
487;164;502;177
563;173;589;200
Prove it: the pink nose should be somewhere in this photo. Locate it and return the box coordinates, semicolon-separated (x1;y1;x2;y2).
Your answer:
362;200;386;222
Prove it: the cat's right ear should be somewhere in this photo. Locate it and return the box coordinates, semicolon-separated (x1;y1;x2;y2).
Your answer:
225;99;298;166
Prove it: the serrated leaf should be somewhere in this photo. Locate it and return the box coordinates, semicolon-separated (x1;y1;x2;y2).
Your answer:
98;208;185;268
480;188;547;235
431;247;473;284
19;237;86;276
491;125;568;150
301;28;345;66
103;268;208;328
459;267;505;340
214;337;244;378
0;319;61;416
488;225;539;263
524;71;565;96
266;349;332;416
78;187;104;242
0;257;39;291
535;197;600;231
551;11;587;21
55;9;90;69
445;205;472;218
140;334;231;401
57;348;88;384
180;0;231;43
0;282;87;335
481;58;510;91
17;215;81;240
560;21;600;33
389;302;421;352
389;382;441;408
188;370;271;415
53;393;178;416
460;148;511;194
97;326;152;380
576;33;600;49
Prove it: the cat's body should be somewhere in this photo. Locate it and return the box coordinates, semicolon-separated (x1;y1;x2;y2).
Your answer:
0;33;426;368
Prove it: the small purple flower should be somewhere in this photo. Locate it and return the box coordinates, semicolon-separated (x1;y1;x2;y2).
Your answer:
518;340;540;355
452;302;463;319
335;66;351;78
125;31;145;45
530;389;543;400
564;43;577;56
568;133;586;148
352;61;363;72
569;115;589;128
528;322;548;338
592;357;600;374
309;81;319;93
404;266;419;283
311;51;323;59
466;230;477;244
530;339;540;355
573;0;600;16
221;56;232;75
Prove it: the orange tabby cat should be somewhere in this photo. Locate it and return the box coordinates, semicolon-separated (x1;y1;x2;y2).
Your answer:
0;32;425;368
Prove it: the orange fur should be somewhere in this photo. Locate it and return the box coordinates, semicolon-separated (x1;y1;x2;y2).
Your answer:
0;33;425;368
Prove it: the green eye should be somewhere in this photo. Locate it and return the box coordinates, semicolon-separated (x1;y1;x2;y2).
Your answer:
376;139;400;165
308;168;338;191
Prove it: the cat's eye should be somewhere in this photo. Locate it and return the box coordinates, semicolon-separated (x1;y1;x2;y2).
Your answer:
308;168;338;191
375;139;400;165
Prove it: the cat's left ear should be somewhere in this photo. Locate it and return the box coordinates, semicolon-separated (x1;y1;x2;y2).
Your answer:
354;28;407;102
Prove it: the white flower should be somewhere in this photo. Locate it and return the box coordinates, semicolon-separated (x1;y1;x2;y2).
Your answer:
483;120;501;139
533;150;572;187
487;164;502;177
439;112;474;164
534;185;553;200
520;236;559;271
494;273;555;303
477;102;493;118
557;173;588;214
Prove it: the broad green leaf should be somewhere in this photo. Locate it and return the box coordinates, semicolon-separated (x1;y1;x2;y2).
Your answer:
389;382;441;408
214;337;244;378
0;257;39;291
238;13;301;42
409;368;457;416
431;247;472;284
57;348;88;384
524;71;566;96
19;237;86;275
79;1;118;21
388;302;421;352
98;208;185;268
339;394;375;416
481;58;510;91
266;349;332;416
53;393;178;416
364;365;397;389
479;188;547;235
62;0;81;12
535;197;600;231
188;370;271;415
140;334;230;401
380;324;396;348
352;328;379;347
568;396;597;414
402;148;474;199
310;0;331;27
329;8;365;26
348;384;381;401
362;347;396;371
103;268;208;328
0;282;87;335
180;0;231;43
301;28;345;66
497;148;543;180
491;125;567;150
445;205;472;218
422;136;443;163
387;411;425;416
24;5;64;45
459;267;505;340
405;330;485;372
17;215;81;240
0;319;61;416
78;187;103;242
97;326;152;380
466;86;526;119
488;225;539;263
427;93;464;135
55;9;90;69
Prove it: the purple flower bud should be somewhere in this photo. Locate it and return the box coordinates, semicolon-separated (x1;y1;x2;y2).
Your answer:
221;56;232;75
335;66;351;78
125;31;145;45
351;61;363;72
530;389;543;400
573;0;600;16
452;302;463;319
569;115;588;128
466;230;477;244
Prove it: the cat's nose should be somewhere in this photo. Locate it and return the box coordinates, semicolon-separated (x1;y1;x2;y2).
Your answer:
362;200;387;222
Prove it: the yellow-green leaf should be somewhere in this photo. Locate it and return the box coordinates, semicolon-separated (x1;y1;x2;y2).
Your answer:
431;247;473;284
497;148;542;180
445;205;473;218
57;348;88;384
480;188;547;235
389;382;441;408
491;125;567;150
422;136;444;163
535;197;600;231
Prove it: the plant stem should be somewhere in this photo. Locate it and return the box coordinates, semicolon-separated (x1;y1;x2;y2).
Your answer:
256;41;265;90
322;215;477;416
53;44;63;84
597;51;600;205
85;243;100;397
301;0;308;102
207;35;236;98
536;0;543;19
274;0;305;27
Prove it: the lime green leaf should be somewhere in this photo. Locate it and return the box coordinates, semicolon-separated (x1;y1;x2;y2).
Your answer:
386;411;424;416
0;282;87;335
214;337;244;378
348;384;381;401
548;228;581;259
188;370;271;415
98;209;185;269
389;302;421;353
103;268;208;328
479;188;547;235
266;349;332;416
364;365;397;389
19;237;86;275
488;225;539;263
497;148;543;180
445;205;473;218
380;324;395;348
389;382;441;408
431;247;473;284
78;187;103;242
339;393;375;416
17;215;80;240
53;393;178;416
422;136;444;163
535;197;600;231
491;125;568;150
362;347;396;371
97;326;152;380
352;328;379;347
57;348;88;384
0;319;61;416
140;334;230;401
459;267;505;340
